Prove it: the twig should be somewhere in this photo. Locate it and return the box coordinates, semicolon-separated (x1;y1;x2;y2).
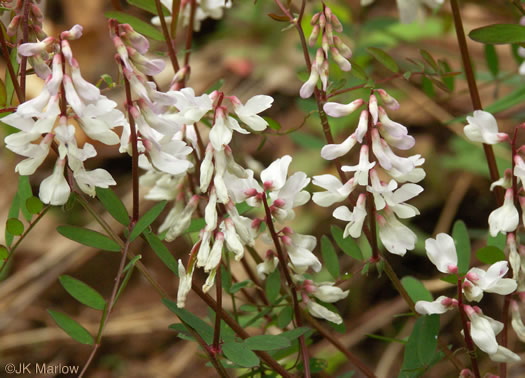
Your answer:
154;0;180;74
0;26;23;103
450;0;502;205
261;194;310;377
19;0;30;100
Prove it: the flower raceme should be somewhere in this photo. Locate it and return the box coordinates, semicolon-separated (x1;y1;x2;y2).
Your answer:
414;233;520;363
300;5;353;98
313;89;424;256
4;25;123;206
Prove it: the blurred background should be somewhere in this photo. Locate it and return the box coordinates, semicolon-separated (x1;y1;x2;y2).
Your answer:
1;0;525;376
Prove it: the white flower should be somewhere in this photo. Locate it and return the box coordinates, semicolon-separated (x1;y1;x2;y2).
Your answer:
377;209;417;256
39;159;70;205
488;188;519;237
320;134;357;161
371;129;418;174
323;99;363;118
332;194;367;238
146;138;193;176
342;145;376;186
514;155;525;186
222;218;245;261
311;282;349;303
74;168;116;197
415;296;457;315
161;195;199;241
377;107;415;150
204;232;224;272
231;95;273;131
300;64;319;99
464;306;520;362
312;175;356;207
376;89;400;111
209;107;249;150
177;259;193;308
511;300;525;343
257;255;279;280
463;261;517;302
171;87;213;124
369;94;378;124
306;300;344;324
464;110;507;145
8;133;53;175
355;110;369;143
424;233;458;274
286;233;322;273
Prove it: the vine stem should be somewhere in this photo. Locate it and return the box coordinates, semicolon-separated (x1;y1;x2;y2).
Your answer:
122;69;139;222
79;224;135;378
261;194;310;377
449;0;502;205
0;26;23;103
154;0;180;74
457;278;481;378
19;0;30;99
212;261;223;352
0;206;50;276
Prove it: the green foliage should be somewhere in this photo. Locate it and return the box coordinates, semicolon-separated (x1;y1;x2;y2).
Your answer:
127;0;169;15
484;44;499;77
144;230;178;275
331;226;363;260
26;196;43;215
104;11;165;41
4;47;19;105
96;187;130;226
367;47;399;73
115;255;142;304
5;193;20;247
321;235;339;279
487;232;506;250
263;116;281;131
265;269;281;304
59;275;106;311
229;280;252;294
6;218;23;236
163;298;214;344
277;306;293;328
244;335;291;351
400;315;441;376
401;276;432;303
222;341;260;368
452;220;470;274
56;225;121;252
18;175;33;221
129;201;167;241
469;24;525;45
48;310;94;345
0;245;8;260
476;246;506;264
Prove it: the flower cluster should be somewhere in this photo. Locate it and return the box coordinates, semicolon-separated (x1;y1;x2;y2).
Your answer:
300;5;353;98
3;0;46;42
151;0;232;32
4;25;125;205
313;89;424;256
415;233;520;363
361;0;444;24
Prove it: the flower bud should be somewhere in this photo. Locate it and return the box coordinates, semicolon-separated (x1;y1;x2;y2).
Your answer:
60;24;83;40
323;99;363;118
299;65;319;99
319;59;329;91
119;23;150;54
331;14;343;33
369;94;378;124
333;36;352;59
376;89;400;110
7;15;20;37
310;12;321;25
319;14;326;29
204;232;224;272
325;23;334;46
18;36;54;57
309;24;320;47
331;46;351;71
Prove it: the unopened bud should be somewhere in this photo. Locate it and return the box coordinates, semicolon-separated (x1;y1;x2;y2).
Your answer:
60;24;83;40
119;23;150;54
319;59;329;91
325;23;334;46
31;3;43;21
321;34;329;56
376;88;400;111
309;24;320;47
310;12;321;25
32;25;48;41
300;64;319;99
331;47;351;72
319;14;326;29
7;15;20;37
331;14;343;33
273;198;285;208
333;36;352;59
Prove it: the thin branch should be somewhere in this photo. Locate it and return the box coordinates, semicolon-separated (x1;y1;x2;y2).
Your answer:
154;0;180;74
450;0;502;204
261;194;310;377
0;26;23;103
19;0;30;99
